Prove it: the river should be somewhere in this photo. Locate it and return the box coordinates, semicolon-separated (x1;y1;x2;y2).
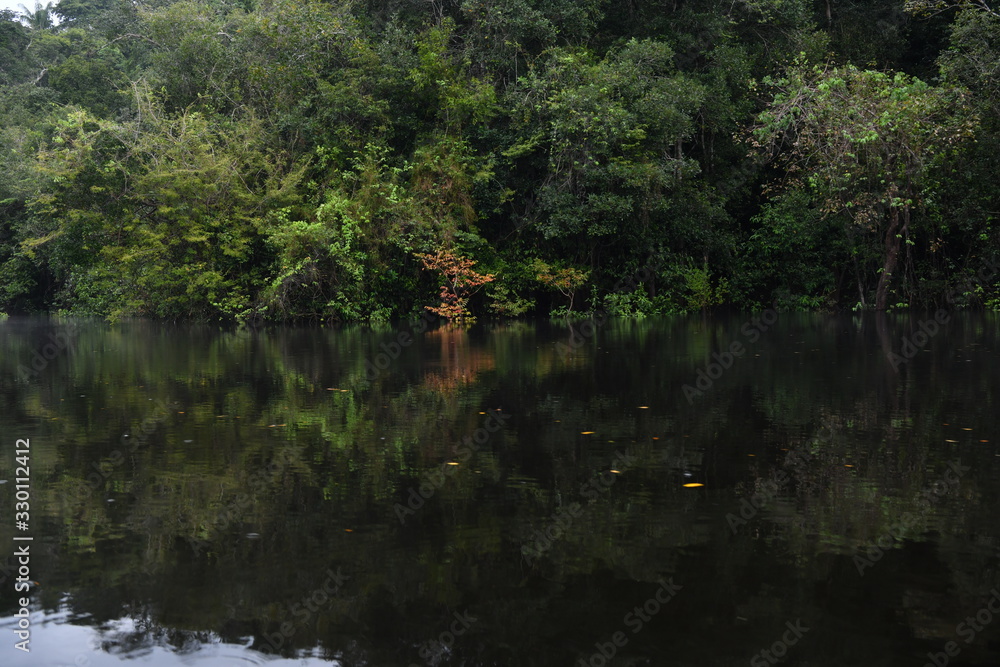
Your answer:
1;312;998;666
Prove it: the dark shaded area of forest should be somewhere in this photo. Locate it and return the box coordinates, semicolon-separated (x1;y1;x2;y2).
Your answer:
1;0;998;321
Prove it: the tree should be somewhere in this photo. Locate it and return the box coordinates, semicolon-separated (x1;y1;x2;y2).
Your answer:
418;249;494;320
17;1;54;31
531;258;588;314
0;10;32;83
753;64;976;309
906;0;999;20
501;39;709;292
26;87;301;320
53;0;120;27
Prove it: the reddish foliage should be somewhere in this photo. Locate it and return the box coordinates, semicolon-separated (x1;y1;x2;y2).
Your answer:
418;249;495;320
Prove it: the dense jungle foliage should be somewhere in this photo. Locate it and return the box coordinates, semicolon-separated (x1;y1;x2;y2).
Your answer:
1;0;999;321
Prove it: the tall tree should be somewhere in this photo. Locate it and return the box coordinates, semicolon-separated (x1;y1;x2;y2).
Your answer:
17;1;54;30
505;40;706;266
753;64;977;309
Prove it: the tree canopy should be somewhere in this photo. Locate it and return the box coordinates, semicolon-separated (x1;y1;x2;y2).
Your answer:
0;0;998;320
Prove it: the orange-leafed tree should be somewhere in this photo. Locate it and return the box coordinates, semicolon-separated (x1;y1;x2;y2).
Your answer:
417;249;495;320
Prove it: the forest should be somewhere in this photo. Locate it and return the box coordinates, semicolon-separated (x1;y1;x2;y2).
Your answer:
1;0;998;321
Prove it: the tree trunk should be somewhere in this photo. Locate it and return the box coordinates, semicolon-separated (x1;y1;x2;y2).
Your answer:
875;206;909;310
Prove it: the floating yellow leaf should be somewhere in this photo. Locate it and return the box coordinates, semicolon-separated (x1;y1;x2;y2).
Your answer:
683;483;704;488
946;439;958;443
610;469;621;474
446;462;459;466
844;464;854;468
638;406;649;409
962;428;973;431
581;431;595;435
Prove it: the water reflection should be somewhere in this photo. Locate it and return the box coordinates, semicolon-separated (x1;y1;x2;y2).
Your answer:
0;313;998;665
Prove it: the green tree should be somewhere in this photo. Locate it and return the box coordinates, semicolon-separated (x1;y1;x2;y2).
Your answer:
26;88;300;320
54;0;120;27
753;64;977;309
17;1;54;31
504;41;706;270
0;10;32;83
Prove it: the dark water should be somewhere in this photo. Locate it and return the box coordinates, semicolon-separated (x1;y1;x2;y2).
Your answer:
0;313;998;667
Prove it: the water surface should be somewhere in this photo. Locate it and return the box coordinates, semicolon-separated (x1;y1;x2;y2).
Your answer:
1;313;998;666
